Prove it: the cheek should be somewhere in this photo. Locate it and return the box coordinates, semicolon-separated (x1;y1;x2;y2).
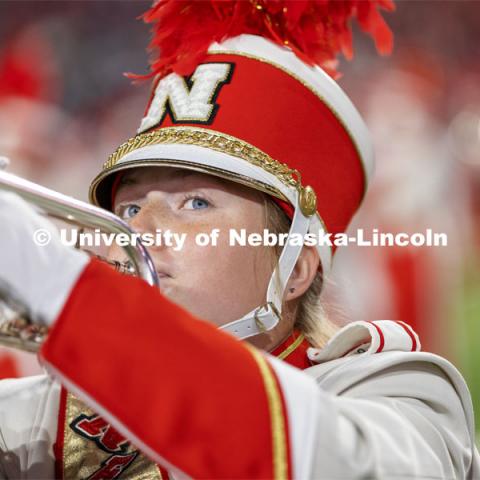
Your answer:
183;239;273;300
196;207;273;292
167;234;274;325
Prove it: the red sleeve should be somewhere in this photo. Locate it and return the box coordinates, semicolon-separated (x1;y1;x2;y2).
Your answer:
40;259;293;479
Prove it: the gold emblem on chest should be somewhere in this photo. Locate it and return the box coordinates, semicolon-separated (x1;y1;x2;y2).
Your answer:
62;393;164;479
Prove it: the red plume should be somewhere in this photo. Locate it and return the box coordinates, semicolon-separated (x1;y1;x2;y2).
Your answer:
140;0;395;79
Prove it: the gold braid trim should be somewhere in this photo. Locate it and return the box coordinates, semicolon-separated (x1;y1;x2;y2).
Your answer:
247;345;289;480
103;127;317;216
277;333;305;360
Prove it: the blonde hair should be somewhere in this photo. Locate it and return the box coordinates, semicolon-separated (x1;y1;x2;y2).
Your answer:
263;197;339;348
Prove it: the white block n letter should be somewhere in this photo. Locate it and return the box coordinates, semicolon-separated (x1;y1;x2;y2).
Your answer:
138;63;233;133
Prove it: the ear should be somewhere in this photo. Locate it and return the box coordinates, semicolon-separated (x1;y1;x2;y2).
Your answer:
284;246;320;301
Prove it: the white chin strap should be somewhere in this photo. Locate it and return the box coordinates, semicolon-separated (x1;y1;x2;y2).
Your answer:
220;190;312;340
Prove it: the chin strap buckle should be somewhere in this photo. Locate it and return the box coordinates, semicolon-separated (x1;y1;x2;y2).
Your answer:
254;302;281;333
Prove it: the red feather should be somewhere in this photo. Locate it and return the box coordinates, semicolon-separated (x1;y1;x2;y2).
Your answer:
140;0;395;79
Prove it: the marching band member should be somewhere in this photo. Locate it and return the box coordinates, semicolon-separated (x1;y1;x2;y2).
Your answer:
0;1;479;478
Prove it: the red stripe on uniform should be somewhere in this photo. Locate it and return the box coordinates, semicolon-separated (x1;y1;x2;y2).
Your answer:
395;321;417;352
54;386;68;479
157;464;170;479
368;322;385;353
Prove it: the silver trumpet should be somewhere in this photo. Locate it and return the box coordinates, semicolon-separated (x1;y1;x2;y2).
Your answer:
0;166;159;353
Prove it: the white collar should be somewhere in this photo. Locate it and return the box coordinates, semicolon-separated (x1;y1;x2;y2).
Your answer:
308;320;421;364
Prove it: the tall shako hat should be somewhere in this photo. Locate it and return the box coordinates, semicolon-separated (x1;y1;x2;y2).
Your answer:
89;0;394;340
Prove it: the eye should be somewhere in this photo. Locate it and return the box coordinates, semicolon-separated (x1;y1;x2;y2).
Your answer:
183;196;210;210
119;204;141;220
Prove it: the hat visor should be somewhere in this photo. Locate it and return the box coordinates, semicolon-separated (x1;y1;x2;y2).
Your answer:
89;142;295;211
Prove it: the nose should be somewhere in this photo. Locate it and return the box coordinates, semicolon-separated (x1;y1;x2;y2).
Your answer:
128;201;160;236
107;199;169;263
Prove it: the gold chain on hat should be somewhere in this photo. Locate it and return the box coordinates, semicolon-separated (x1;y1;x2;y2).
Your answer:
104;127;317;216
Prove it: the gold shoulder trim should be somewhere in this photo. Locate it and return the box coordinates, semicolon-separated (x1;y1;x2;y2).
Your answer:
247;346;289;480
277;333;305;360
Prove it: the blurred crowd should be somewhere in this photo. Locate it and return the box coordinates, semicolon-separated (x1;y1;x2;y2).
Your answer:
0;1;479;435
